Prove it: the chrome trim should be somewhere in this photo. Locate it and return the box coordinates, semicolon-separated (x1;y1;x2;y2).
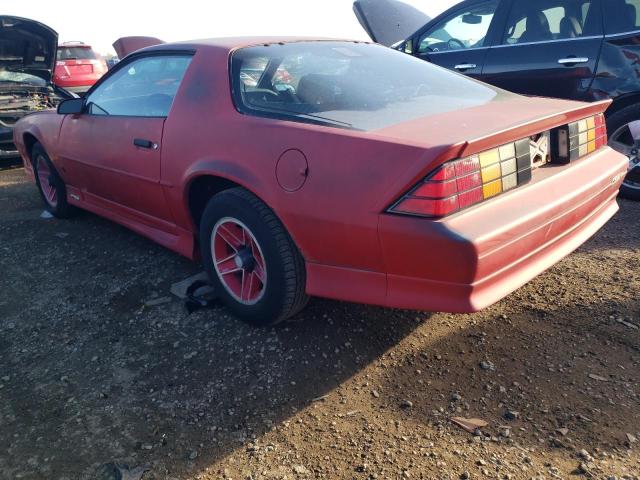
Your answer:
455;63;477;70
605;29;640;39
490;35;602;49
558;57;589;64
422;46;489;55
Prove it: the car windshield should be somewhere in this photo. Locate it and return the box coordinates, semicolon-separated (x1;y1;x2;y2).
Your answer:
0;70;46;86
57;46;97;60
230;41;501;131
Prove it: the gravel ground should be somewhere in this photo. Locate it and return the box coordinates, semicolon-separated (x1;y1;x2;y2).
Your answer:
0;166;638;480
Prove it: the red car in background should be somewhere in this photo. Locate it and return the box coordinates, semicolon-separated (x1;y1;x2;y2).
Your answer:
53;42;107;94
13;37;628;326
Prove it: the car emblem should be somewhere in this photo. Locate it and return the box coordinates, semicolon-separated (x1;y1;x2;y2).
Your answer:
530;132;550;166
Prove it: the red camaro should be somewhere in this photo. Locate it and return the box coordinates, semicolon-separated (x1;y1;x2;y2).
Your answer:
13;37;628;326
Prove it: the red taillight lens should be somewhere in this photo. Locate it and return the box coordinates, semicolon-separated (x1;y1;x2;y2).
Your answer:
388;139;532;218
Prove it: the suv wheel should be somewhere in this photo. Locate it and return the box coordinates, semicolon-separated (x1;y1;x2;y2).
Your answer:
607;104;640;201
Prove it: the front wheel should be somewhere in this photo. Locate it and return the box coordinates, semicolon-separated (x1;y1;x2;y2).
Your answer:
607;104;640;201
32;143;76;218
199;188;309;326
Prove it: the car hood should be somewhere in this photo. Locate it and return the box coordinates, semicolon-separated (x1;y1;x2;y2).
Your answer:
353;0;430;47
112;36;165;58
0;16;58;82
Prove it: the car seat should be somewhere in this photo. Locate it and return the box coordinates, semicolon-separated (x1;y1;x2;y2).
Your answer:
519;11;553;43
559;16;582;38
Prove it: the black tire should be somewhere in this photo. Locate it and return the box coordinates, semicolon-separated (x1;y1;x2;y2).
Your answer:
32;143;76;218
607;104;640;201
199;187;309;326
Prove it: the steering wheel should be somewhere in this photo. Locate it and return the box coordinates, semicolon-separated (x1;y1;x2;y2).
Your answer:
447;38;466;50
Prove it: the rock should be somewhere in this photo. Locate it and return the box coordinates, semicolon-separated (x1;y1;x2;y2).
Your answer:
188;451;198;460
556;428;569;436
588;373;609;382
451;392;462;401
479;360;495;371
626;433;637;444
140;443;153;450
499;426;511;438
96;463;149;480
293;465;308;474
617;319;639;330
400;399;413;409
476;459;487;466
504;410;520;421
577;449;592;461
460;472;470;480
371;389;380;398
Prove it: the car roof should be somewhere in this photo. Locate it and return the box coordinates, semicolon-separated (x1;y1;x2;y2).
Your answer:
138;36;371;54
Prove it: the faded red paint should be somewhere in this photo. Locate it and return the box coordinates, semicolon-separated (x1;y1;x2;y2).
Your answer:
13;37;629;314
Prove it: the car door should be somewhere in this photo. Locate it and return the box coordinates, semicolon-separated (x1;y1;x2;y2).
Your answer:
481;0;604;100
411;0;502;80
57;54;192;224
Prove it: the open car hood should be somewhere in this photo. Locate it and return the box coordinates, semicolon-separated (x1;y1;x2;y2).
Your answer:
353;0;430;47
112;36;165;58
0;16;58;82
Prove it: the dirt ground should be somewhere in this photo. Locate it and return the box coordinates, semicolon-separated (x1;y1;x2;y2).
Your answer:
0;165;638;480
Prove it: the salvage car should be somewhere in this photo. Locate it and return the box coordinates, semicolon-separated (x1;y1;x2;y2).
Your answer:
354;0;640;199
54;41;108;94
13;37;628;326
0;16;71;159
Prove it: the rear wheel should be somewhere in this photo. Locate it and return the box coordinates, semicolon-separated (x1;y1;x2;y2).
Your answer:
32;143;76;218
607;104;640;201
199;187;309;326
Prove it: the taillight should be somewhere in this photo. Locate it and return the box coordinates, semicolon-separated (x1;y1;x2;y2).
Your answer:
553;113;607;164
389;138;532;218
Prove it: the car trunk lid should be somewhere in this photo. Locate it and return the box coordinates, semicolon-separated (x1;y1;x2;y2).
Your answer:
353;0;430;46
112;36;165;58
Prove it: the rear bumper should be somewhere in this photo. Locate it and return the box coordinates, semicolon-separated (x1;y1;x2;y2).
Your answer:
379;147;627;312
306;147;627;312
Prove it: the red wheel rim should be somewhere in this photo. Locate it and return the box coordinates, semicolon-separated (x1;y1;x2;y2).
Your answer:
36;155;58;208
211;218;267;305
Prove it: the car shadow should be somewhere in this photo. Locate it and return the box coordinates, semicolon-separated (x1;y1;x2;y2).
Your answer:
0;170;425;479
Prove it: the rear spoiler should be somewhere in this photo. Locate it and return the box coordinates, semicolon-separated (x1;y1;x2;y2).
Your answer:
456;99;612;158
112;36;165;58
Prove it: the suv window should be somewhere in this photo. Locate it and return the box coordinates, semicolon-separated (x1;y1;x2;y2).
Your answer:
57;46;97;60
418;1;499;53
604;0;639;33
503;0;601;45
85;55;192;117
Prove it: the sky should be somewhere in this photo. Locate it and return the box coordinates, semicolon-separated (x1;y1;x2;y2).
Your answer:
4;0;457;55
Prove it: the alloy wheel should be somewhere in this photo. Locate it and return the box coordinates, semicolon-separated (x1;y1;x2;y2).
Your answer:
609;119;640;191
211;217;267;305
36;155;58;207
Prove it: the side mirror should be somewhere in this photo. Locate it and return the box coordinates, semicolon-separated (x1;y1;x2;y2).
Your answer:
57;98;84;115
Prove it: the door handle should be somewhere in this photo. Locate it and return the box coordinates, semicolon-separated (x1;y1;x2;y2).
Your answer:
558;57;589;65
133;138;158;149
454;63;477;71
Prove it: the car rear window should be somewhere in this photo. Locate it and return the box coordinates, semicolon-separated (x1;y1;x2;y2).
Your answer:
230;41;501;131
57;46;97;61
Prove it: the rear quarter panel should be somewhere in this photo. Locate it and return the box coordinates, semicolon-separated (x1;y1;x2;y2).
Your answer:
160;47;436;272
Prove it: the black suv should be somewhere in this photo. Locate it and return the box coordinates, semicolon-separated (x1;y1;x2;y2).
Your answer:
355;0;640;199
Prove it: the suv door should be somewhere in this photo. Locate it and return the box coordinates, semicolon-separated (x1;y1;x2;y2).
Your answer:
57;54;192;224
482;0;604;100
412;0;502;79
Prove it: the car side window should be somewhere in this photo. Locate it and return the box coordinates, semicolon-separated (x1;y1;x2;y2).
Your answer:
417;1;499;54
604;0;639;34
85;55;192;117
502;0;602;45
